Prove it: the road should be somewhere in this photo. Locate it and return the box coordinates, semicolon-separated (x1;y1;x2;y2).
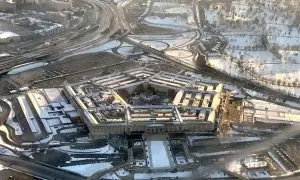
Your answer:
0;0;125;75
123;37;300;106
0;100;10;125
0;155;86;180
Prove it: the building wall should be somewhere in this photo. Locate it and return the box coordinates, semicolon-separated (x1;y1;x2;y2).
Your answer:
89;121;215;137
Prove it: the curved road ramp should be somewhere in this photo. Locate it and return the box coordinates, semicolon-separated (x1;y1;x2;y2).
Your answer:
0;100;10;125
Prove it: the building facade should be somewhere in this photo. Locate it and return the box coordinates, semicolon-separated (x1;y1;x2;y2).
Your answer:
64;68;231;137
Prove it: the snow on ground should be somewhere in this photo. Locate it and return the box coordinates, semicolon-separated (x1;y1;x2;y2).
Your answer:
0;53;10;57
165;49;195;64
71;40;120;55
278;50;300;64
8;62;48;75
220;136;262;144
144;16;190;27
225;49;280;64
55;144;118;154
175;156;188;165
142;1;195;30
46;118;61;126
140;41;168;51
208;56;300;96
258;64;300;83
130;31;196;41
116;168;130;177
225;35;262;49
0;147;17;157
146;141;173;169
193;150;239;158
152;2;190;14
134;171;193;179
129;31;197;49
268;36;300;48
165;49;193;58
0;163;8;171
60;127;77;134
61;162;112;177
6;118;23;136
242;171;270;179
227;160;242;173
0;31;19;39
207;57;248;79
76;136;91;143
204;9;218;25
101;172;119;179
202;0;300;97
117;46;143;55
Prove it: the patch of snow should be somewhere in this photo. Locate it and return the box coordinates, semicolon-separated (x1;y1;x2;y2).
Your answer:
0;163;8;171
60;128;77;134
146;141;173;169
116;168;130;177
55;144;118;154
61;162;112;177
8;62;48;75
220;136;262;143
0;31;19;39
6;118;23;136
0;53;10;57
101;172;119;179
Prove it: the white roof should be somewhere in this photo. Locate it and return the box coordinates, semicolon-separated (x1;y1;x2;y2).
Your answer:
0;31;20;39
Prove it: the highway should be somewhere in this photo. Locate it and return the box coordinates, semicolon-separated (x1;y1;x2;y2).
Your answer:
0;0;127;75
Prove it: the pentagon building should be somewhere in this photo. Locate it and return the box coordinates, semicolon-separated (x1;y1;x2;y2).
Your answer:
64;68;231;137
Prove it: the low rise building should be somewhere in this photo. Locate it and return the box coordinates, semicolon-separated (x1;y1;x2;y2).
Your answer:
64;68;232;137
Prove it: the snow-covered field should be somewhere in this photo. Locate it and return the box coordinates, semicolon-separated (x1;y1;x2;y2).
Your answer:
203;0;300;96
141;1;196;30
